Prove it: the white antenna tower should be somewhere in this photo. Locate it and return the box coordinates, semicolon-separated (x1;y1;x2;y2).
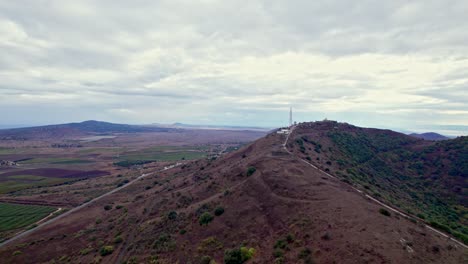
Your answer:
289;107;292;127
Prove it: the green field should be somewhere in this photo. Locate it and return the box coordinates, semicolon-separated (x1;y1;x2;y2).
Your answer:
77;147;124;154
0;147;19;154
0;176;71;194
19;158;93;165
118;146;207;163
0;203;56;232
119;151;206;162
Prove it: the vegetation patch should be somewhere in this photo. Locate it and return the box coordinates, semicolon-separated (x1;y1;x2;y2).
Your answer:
379;208;391;217
99;245;114;256
214;207;225;216
167;211;178;220
199;212;214;226
224;246;255;264
113;160;153;167
246;167;256;176
197;236;223;253
153;233;176;252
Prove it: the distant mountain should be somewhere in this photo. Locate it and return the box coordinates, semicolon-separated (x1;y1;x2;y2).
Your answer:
409;132;450;141
0;120;171;140
152;122;272;132
67;120;169;133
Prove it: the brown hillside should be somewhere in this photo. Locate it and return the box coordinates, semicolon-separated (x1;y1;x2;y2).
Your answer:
0;127;466;263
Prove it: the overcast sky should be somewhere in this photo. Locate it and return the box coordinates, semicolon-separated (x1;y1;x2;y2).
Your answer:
1;1;467;135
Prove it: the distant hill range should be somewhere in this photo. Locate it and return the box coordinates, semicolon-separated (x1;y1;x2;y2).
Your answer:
0;120;172;140
152;122;272;132
409;132;450;141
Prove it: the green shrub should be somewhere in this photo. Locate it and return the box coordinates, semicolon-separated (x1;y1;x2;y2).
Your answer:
80;247;93;255
198;237;223;253
240;247;255;260
298;247;312;259
416;213;426;219
179;229;187;235
296;139;304;146
114;236;123;244
247;167;256;176
379;208;391;217
153;233;176;252
104;205;112;211
224;248;243;264
201;255;213;264
300;146;306;153
453;231;468;244
224;247;255;264
168;211;178;220
199;212;214;225
274;239;287;249
12;250;22;256
99;245;114;256
429;221;451;233
274;257;285;264
214;207;225;216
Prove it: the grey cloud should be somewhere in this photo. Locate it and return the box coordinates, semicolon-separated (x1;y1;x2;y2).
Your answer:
0;0;467;132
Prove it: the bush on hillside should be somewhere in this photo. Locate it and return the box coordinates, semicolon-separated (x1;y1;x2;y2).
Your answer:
167;211;178;220
199;212;214;225
224;247;255;264
99;245;114;256
214;207;225;216
247;167;256;176
379;208;391;217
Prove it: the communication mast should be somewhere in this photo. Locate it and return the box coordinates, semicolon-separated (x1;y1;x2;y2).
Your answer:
289;107;293;127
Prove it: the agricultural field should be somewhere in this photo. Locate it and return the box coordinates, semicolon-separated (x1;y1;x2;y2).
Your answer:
0;169;110;194
19;158;94;165
116;145;209;164
0;202;56;241
0;177;70;194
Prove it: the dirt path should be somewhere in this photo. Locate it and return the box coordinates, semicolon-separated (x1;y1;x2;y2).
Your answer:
0;163;181;249
283;125;468;249
35;207;62;225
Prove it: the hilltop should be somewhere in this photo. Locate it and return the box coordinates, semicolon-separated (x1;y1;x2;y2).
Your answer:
0;121;465;263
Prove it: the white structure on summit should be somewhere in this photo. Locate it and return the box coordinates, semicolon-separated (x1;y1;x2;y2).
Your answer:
277;107;293;134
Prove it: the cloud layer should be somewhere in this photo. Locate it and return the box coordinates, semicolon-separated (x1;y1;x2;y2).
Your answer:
1;1;467;135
